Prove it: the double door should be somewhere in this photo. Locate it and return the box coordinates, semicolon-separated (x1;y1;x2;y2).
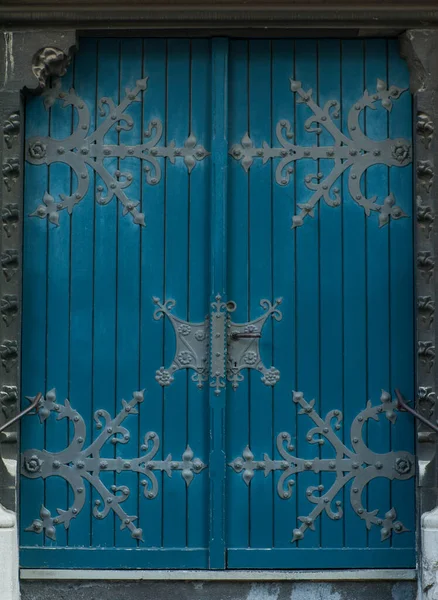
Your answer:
20;37;415;570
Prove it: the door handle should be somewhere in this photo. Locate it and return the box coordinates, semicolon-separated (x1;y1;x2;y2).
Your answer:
230;332;262;340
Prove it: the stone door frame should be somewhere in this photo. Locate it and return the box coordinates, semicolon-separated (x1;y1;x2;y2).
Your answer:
1;12;438;598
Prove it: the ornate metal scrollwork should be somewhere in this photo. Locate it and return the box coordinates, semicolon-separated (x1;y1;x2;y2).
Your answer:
153;297;209;389
21;389;207;542
210;295;227;396
25;77;210;227
154;295;283;393
230;79;412;229
226;298;283;391
229;390;415;543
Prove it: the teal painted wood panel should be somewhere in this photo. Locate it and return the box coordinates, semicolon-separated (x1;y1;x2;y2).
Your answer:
21;37;414;570
226;38;415;569
21;38;212;569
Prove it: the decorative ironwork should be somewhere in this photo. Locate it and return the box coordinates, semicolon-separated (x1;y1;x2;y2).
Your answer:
226;298;283;390
153;297;209;389
229;78;412;229
21;389;207;542
210;295;227;396
25;77;210;226
229;390;414;543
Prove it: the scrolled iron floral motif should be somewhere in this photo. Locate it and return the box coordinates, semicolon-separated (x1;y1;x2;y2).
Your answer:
230;78;411;229
153;297;209;389
226;298;283;391
229;390;414;543
25;77;210;227
21;389;207;542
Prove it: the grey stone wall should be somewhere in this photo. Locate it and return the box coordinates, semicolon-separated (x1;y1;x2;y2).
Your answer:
20;580;417;600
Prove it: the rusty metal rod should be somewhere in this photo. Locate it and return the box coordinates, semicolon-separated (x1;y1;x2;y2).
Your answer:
394;388;438;434
0;392;42;434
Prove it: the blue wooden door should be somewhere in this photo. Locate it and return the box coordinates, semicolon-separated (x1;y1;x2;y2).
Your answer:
20;38;415;570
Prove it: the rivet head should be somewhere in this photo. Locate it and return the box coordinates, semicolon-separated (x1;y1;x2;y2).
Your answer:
147;491;154;499
329;461;336;469
100;460;108;469
72;508;78;515
352;437;359;443
358;508;364;514
57;147;65;155
375;461;383;470
52;460;61;469
76;461;85;469
77;487;84;494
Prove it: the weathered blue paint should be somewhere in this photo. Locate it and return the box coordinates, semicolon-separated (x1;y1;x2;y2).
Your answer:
225;38;415;569
21;37;414;570
209;38;228;569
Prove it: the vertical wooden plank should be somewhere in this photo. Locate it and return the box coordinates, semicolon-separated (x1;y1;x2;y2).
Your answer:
68;38;97;547
209;37;228;569
365;39;391;549
187;38;211;550
139;37;166;549
318;39;343;549
163;38;190;550
387;39;415;549
45;64;74;548
226;39;249;553
272;39;297;549
294;39;320;549
248;39;273;550
115;38;142;548
341;39;368;550
20;85;50;549
92;38;119;548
